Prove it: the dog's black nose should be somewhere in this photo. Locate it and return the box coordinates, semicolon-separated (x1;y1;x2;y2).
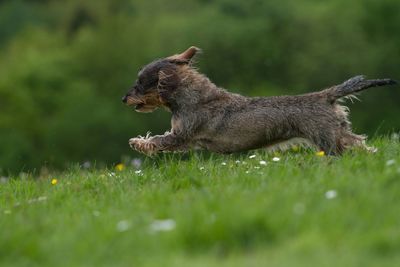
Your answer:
122;95;127;103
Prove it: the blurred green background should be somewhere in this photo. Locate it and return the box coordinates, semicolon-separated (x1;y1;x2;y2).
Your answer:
0;0;399;173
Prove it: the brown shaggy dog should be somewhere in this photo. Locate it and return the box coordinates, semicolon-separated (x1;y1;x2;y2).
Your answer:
122;47;396;156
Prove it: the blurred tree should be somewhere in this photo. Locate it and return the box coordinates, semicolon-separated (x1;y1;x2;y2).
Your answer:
0;0;399;173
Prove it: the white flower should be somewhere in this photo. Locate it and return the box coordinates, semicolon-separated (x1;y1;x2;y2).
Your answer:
209;214;216;224
27;196;48;204
235;160;241;164
92;210;101;217
221;162;227;166
199;166;205;170
38;196;47;202
131;158;142;169
293;203;306;215
116;220;131;232
82;161;91;169
149;219;176;232
272;157;280;162
325;190;337;199
386;159;395;166
259;160;267;165
249;155;256;159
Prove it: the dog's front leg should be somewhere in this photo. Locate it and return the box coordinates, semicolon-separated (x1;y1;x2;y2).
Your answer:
129;132;187;155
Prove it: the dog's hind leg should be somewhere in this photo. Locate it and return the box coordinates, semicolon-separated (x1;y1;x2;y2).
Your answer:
336;131;377;153
309;131;340;155
333;104;376;153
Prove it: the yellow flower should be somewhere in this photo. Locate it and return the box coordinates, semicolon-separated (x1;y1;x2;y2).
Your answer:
115;163;125;171
316;151;325;157
51;178;58;185
292;145;299;152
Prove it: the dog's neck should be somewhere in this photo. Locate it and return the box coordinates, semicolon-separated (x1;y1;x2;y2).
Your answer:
169;68;234;113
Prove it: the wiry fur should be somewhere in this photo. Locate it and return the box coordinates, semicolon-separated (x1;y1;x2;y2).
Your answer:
122;46;397;156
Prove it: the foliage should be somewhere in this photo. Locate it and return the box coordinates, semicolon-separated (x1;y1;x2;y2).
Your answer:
0;0;399;172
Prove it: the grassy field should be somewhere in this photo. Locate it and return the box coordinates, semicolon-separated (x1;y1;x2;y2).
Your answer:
1;137;400;267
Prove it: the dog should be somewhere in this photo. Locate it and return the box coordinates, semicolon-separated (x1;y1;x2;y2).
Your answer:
122;46;396;156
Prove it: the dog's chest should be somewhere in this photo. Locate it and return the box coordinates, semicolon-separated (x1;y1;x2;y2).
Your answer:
171;116;183;135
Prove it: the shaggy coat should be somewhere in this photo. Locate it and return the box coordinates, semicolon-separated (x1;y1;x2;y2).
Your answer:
122;47;396;155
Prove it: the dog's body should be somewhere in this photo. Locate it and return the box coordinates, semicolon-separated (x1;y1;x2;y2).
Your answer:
122;47;396;155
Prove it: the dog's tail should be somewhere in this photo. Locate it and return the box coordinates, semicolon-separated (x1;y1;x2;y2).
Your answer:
323;75;397;104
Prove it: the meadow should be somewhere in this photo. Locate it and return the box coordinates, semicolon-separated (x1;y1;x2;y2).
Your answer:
1;137;400;267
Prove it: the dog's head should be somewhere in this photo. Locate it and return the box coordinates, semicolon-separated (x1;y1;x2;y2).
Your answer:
122;46;200;113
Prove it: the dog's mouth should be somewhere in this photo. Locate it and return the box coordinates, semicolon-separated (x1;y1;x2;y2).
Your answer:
125;94;160;113
134;103;158;113
135;103;144;110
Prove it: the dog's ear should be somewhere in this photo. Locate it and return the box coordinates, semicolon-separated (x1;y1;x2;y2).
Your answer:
157;64;180;102
167;46;201;64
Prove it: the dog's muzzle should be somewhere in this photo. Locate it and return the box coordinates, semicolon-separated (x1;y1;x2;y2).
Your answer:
123;95;144;106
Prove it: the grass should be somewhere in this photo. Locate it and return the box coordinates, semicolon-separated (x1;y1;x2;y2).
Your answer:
1;137;400;267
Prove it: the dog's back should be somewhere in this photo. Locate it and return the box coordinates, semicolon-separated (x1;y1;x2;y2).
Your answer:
187;76;396;154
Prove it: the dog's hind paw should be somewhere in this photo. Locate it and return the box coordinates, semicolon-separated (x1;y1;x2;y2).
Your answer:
366;146;378;153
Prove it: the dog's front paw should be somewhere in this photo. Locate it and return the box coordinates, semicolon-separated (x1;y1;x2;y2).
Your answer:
129;137;157;156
